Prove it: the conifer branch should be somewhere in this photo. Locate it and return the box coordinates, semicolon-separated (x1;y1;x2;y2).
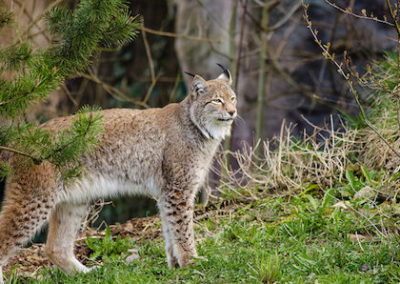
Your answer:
0;145;40;164
42;113;94;161
0;0;141;180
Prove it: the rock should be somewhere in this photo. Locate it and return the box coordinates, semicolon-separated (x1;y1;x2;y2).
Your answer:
353;186;375;201
125;249;140;263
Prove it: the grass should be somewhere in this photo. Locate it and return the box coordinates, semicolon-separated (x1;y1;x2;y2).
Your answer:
6;191;400;283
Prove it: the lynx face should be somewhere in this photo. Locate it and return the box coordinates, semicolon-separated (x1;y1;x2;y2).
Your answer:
189;73;237;140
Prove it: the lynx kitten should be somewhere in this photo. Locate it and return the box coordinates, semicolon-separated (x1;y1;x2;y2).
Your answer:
0;66;237;282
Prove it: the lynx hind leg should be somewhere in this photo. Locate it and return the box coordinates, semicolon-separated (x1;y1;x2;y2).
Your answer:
0;183;56;281
45;202;90;274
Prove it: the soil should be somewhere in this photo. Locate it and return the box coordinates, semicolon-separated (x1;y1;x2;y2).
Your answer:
3;215;162;277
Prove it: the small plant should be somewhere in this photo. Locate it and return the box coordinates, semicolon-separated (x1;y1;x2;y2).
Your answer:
341;165;384;204
249;252;281;283
85;227;135;263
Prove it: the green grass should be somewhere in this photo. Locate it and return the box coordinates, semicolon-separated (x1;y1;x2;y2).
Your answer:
6;191;400;283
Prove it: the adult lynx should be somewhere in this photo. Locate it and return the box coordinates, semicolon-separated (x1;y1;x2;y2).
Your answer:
0;66;237;281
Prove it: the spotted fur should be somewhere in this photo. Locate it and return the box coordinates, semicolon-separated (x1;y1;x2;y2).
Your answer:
0;71;237;281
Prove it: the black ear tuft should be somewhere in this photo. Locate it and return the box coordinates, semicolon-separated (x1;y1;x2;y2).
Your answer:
184;71;196;78
216;63;232;85
217;63;230;78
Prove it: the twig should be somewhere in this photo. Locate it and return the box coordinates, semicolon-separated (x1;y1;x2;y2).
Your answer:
269;1;301;31
21;0;64;37
254;0;280;10
142;73;160;104
324;0;394;26
138;25;221;43
141;24;155;87
385;0;400;37
12;0;49;43
77;72;149;108
62;85;78;107
0;145;40;164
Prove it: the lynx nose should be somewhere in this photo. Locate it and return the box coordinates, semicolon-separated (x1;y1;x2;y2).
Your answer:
228;110;236;117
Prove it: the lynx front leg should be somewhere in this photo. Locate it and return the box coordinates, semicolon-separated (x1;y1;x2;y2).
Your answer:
45;202;90;274
160;215;179;268
158;194;197;267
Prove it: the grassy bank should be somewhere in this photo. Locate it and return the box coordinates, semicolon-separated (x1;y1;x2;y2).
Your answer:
8;194;400;283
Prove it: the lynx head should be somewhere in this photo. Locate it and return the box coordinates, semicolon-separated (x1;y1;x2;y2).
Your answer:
187;65;237;140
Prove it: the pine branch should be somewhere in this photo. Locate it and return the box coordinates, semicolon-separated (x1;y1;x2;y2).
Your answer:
0;145;40;164
0;0;141;181
42;112;94;162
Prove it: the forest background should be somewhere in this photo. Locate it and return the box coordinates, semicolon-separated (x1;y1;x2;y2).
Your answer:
3;0;400;282
0;0;395;249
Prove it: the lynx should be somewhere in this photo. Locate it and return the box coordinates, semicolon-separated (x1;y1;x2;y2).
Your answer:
0;65;237;282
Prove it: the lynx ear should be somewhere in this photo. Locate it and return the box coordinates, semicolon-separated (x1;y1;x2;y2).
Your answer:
191;75;208;98
216;63;232;85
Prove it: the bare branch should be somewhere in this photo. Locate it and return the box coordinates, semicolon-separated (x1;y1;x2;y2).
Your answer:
138;26;221;43
141;25;155;86
324;0;394;26
19;0;64;39
77;72;149;108
269;1;301;31
385;0;400;37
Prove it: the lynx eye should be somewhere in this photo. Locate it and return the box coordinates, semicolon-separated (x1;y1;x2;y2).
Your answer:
211;98;224;104
231;96;236;102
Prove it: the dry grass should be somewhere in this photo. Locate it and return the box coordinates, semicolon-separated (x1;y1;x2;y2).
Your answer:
216;118;356;199
216;101;400;203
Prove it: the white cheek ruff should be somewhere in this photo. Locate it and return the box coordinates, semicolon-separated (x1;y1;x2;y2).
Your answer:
206;120;232;140
190;104;233;141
